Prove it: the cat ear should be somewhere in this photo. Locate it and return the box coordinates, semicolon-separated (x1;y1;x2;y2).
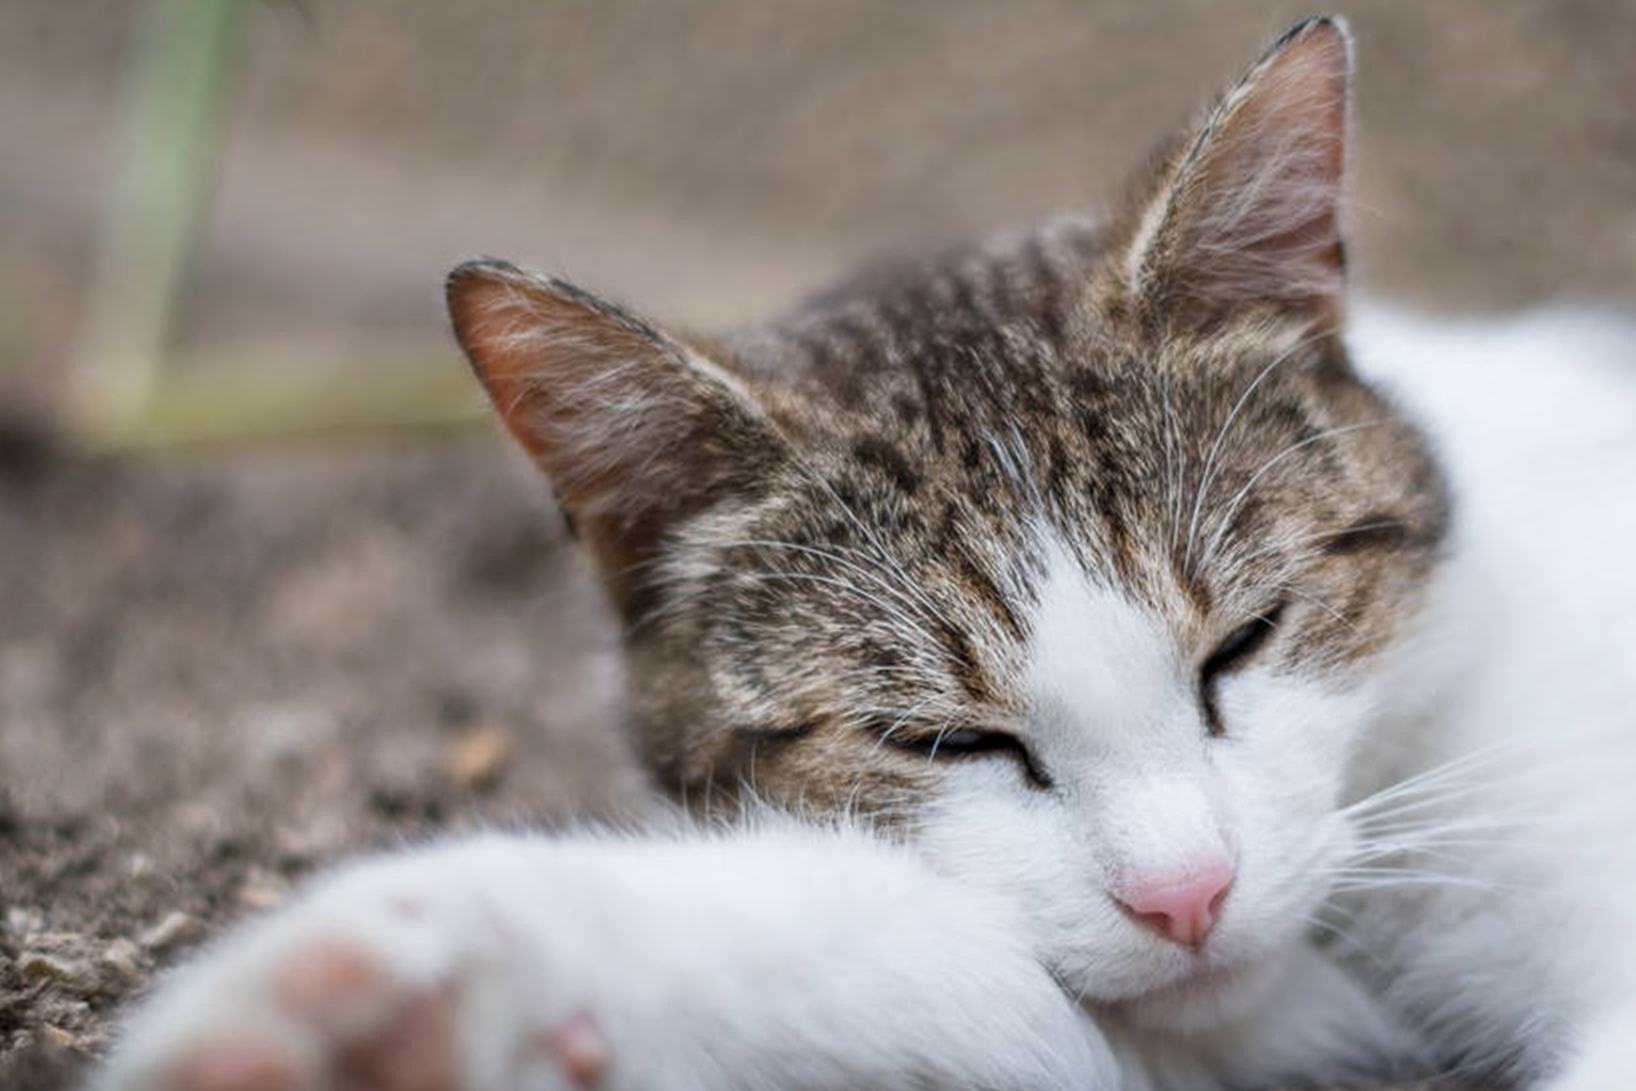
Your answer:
447;258;784;607
1122;16;1352;328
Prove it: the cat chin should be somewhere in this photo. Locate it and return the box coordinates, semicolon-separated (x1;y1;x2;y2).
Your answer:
1094;953;1284;1036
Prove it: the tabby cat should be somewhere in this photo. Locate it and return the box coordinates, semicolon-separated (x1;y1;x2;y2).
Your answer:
92;16;1636;1091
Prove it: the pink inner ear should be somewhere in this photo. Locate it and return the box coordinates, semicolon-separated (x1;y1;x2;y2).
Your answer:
446;261;780;596
447;269;557;452
447;266;678;507
448;278;547;452
1139;18;1352;315
1215;24;1349;266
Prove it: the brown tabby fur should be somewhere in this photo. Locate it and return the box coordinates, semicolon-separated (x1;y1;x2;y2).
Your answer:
446;16;1449;828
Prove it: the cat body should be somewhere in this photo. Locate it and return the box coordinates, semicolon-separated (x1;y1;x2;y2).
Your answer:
90;17;1636;1091
1323;306;1636;1087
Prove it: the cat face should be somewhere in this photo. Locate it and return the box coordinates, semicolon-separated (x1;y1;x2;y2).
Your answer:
449;17;1448;1026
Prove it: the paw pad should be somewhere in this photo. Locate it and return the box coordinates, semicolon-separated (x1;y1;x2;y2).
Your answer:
275;940;387;1021
172;1041;298;1091
336;993;455;1091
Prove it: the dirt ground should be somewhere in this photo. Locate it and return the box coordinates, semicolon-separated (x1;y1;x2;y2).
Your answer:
0;434;652;1086
2;2;1634;1088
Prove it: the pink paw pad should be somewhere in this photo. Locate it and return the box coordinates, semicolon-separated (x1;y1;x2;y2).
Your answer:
337;993;456;1091
275;940;389;1020
271;940;457;1091
172;1042;299;1091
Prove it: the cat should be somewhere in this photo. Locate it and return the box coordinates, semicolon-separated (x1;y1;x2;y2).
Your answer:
87;14;1636;1091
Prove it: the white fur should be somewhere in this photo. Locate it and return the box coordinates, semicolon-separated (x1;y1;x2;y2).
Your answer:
906;526;1417;1087
94;308;1636;1091
95;824;1114;1091
1330;306;1636;1084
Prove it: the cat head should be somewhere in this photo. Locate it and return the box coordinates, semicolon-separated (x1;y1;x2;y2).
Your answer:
448;16;1447;1027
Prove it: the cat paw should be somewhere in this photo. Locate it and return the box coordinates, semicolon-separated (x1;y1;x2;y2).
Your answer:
94;847;611;1091
135;942;605;1091
94;830;1110;1091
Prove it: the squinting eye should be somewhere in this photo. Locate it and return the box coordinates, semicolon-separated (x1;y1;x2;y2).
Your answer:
1198;602;1285;736
884;727;1053;789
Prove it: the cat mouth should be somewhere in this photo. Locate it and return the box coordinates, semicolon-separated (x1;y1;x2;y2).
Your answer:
1109;956;1250;1017
1066;947;1252;1023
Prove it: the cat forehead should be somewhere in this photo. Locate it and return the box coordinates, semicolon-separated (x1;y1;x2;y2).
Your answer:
724;232;1342;592
739;217;1323;441
740;217;1108;400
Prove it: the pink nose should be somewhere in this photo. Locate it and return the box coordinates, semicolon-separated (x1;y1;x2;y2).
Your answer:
1115;859;1235;948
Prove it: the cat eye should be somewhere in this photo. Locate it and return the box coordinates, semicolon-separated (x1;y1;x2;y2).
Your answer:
885;727;1052;789
1198;602;1285;736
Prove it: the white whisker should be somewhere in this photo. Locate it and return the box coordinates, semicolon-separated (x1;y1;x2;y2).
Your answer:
1183;330;1328;572
1198;420;1391;571
716;537;946;637
785;450;957;644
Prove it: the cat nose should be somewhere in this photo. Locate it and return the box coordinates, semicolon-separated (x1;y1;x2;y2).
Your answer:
1114;858;1235;948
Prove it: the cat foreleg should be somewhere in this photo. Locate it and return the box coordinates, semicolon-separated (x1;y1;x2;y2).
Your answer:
93;825;1116;1091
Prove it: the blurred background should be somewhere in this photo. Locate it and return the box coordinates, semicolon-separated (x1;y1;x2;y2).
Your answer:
2;1;1633;1083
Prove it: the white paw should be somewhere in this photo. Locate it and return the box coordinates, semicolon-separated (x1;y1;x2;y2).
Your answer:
93;843;609;1091
93;828;1112;1091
